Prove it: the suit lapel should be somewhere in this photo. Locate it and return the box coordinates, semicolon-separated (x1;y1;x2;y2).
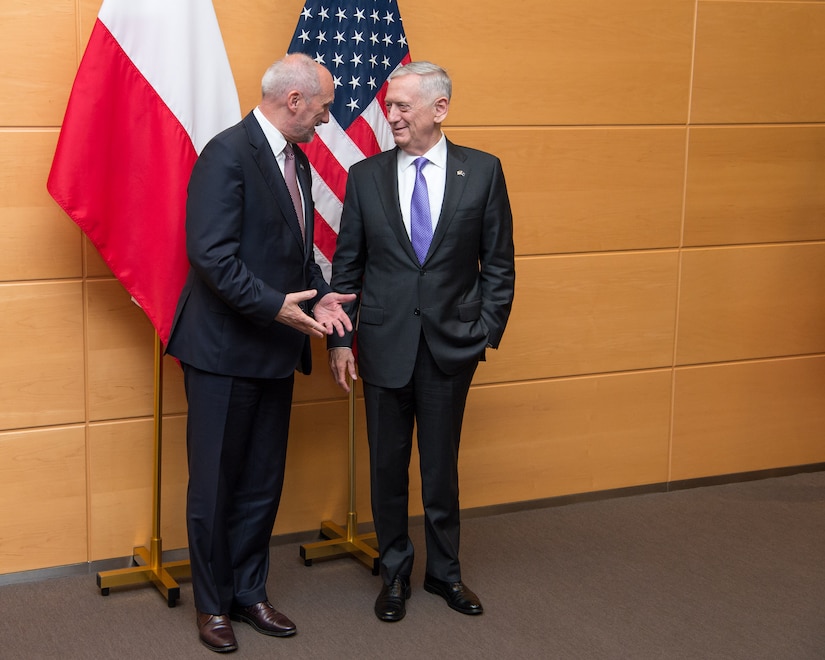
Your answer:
372;148;419;264
371;142;470;266
293;144;314;257
427;140;469;260
244;113;306;252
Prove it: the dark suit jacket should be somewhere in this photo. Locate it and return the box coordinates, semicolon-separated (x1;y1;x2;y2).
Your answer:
167;111;331;378
329;139;515;388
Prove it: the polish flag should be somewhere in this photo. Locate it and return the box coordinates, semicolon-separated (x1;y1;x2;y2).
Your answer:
47;0;241;345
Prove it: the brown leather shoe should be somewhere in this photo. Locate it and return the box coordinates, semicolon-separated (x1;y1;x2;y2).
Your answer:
196;611;238;653
230;600;297;637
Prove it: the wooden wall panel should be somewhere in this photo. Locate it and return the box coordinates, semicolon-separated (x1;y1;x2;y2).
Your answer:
685;126;825;246
0;1;77;126
677;244;825;365
86;280;187;421
0;282;84;431
477;252;679;384
89;417;188;560
0;131;82;282
84;237;113;278
275;398;372;534
692;2;825;124
460;372;672;507
78;0;101;55
0;426;87;573
406;0;695;126
449;127;686;255
293;340;351;404
672;357;825;480
214;0;306;113
158;416;189;548
1;0;824;576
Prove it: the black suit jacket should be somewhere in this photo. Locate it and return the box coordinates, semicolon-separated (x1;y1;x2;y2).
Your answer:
167;111;331;378
329;139;515;388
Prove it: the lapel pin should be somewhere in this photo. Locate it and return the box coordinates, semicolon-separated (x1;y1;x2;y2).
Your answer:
456;170;465;176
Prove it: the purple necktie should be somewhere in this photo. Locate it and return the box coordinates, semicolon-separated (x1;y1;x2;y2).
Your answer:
283;143;305;240
410;156;432;264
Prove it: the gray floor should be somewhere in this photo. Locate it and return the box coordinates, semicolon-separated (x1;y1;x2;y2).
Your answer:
1;471;824;659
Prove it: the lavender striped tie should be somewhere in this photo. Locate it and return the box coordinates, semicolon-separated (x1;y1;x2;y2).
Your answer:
283;143;304;240
410;157;432;264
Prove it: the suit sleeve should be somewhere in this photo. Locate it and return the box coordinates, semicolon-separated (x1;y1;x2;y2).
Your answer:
327;168;367;349
296;148;333;307
185;137;284;327
479;157;516;348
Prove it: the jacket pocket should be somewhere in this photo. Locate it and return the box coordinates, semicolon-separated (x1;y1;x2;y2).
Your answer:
457;300;481;322
358;305;384;325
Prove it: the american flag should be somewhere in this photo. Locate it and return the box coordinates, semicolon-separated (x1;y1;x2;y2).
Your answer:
287;0;411;279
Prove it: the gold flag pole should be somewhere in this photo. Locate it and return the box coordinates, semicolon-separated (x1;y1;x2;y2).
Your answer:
96;332;191;606
300;378;378;574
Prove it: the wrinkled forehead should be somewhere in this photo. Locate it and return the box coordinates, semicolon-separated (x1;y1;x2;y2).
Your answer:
386;74;424;103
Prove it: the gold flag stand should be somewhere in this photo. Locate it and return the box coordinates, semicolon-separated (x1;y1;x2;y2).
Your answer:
300;380;379;574
96;332;190;607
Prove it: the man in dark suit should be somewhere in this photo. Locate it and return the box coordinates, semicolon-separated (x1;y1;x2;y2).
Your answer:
167;53;354;653
328;61;515;622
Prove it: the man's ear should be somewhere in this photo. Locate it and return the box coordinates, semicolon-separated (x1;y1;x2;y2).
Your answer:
287;90;302;111
433;96;449;124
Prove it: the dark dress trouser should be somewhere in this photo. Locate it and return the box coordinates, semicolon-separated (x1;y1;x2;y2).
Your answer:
183;363;294;615
363;334;478;585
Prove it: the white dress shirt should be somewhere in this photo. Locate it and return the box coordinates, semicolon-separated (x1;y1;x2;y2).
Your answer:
252;106;304;203
397;134;447;240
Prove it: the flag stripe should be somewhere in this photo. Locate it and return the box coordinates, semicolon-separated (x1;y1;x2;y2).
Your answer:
99;0;240;154
313;210;341;264
345;113;382;158
310;169;344;233
301;130;351;204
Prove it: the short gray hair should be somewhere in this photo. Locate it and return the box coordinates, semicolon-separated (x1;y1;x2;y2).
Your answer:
388;61;452;102
261;53;322;101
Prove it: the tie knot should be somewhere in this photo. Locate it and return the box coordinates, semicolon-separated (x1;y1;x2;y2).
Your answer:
414;156;428;172
284;143;295;159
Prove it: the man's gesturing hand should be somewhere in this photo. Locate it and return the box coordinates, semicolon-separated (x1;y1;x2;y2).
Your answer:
313;292;356;337
275;290;356;338
275;289;326;337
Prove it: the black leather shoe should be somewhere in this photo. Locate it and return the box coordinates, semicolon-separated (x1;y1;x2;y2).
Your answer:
196;611;238;653
230;600;297;637
374;576;411;622
423;574;484;615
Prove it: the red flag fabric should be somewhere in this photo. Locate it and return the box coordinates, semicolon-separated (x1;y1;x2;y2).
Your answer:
286;0;412;279
47;0;241;344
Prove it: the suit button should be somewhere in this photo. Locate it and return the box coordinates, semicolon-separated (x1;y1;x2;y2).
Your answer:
414;308;420;316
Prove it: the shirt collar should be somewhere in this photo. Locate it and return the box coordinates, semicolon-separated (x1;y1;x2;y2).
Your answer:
397;134;447;171
253;106;288;156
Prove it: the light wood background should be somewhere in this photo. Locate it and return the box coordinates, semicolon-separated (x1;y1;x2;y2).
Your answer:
1;0;823;575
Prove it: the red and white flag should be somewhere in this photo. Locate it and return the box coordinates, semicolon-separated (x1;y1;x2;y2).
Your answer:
47;0;241;345
286;0;412;279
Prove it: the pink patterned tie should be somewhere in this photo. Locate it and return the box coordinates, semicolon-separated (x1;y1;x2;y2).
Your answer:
410;157;432;264
283;143;305;240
